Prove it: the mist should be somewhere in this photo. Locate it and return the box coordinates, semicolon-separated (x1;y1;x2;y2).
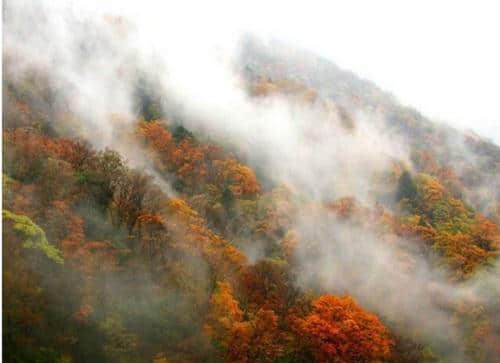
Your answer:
4;1;499;362
292;210;470;361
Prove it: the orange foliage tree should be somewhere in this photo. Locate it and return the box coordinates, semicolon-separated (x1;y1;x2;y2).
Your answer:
138;121;260;198
167;198;246;278
296;295;393;362
205;282;283;362
433;232;492;279
213;159;261;198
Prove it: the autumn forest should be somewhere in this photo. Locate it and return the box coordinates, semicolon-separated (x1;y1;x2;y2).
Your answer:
3;2;500;363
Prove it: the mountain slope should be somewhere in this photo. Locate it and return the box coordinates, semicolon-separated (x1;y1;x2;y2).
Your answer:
3;11;500;363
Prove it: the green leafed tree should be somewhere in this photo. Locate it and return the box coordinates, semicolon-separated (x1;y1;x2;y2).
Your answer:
3;209;64;264
396;171;418;204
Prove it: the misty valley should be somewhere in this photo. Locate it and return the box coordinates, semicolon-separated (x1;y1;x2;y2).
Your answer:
3;1;500;363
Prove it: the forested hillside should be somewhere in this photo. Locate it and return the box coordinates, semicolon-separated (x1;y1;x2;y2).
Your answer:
3;3;500;363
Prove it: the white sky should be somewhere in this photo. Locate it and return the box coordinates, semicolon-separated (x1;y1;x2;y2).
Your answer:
47;0;500;145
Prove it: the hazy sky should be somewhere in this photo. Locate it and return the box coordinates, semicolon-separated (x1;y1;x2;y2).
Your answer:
45;0;500;145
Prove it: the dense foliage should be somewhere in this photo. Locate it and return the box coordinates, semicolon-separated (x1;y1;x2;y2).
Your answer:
3;39;500;363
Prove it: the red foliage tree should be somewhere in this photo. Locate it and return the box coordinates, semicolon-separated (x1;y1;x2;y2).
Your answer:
239;259;292;314
296;295;393;362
